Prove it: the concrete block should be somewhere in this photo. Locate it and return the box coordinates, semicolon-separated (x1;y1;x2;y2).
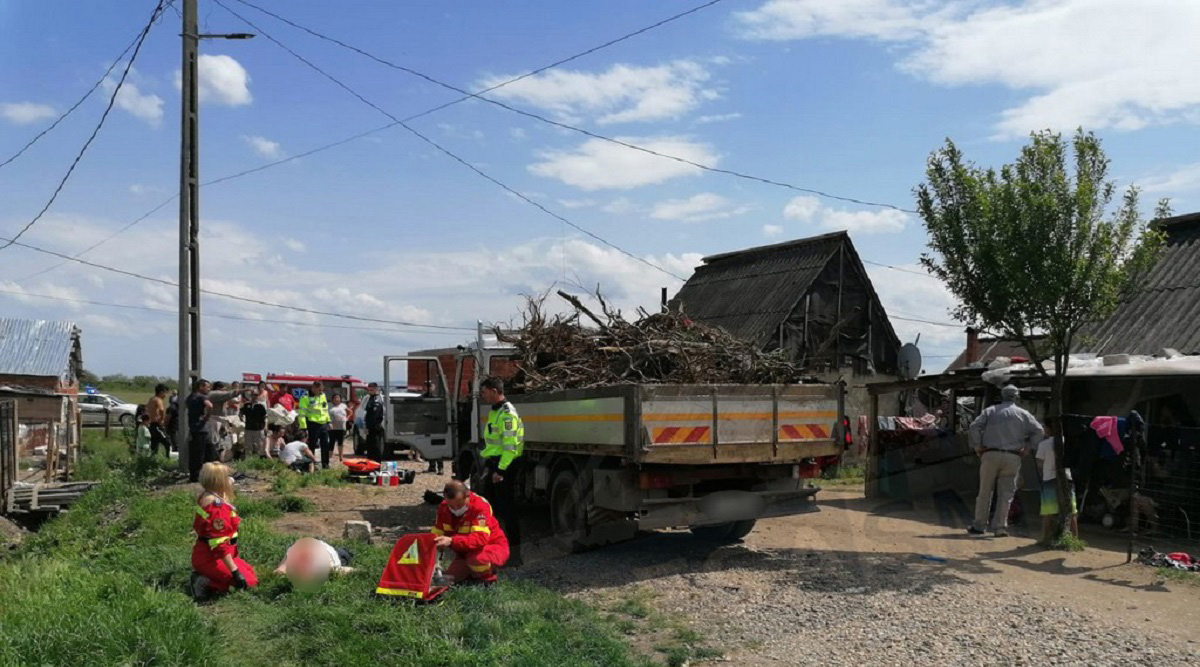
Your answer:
343;520;373;543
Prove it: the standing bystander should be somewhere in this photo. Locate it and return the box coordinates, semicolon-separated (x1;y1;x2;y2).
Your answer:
241;395;269;459
145;383;171;457
328;393;349;463
968;385;1043;537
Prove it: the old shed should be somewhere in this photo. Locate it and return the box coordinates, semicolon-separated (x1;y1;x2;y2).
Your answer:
0;319;83;490
669;232;901;376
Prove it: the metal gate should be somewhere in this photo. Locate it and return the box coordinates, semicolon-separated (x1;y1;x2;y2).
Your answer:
0;399;16;512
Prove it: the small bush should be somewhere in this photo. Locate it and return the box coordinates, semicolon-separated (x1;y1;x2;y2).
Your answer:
1051;532;1087;552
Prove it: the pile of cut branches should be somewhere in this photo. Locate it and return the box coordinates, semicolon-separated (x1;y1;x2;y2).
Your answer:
495;291;814;392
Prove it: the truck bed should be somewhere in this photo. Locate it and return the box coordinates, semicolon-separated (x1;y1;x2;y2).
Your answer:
512;383;842;465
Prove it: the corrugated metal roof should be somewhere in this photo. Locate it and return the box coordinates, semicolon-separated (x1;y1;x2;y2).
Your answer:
1078;215;1200;355
0;318;79;378
668;233;844;348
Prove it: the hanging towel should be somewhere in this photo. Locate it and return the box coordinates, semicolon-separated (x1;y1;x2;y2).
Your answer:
1090;416;1125;456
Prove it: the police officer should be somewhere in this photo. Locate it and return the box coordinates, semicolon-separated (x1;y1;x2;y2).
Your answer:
361;382;386;461
297;381;332;468
478;376;524;564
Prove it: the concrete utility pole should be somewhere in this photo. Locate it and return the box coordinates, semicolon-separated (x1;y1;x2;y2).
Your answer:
177;0;200;469
176;1;252;471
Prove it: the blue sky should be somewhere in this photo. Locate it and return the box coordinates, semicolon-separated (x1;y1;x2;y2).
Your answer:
2;0;1197;383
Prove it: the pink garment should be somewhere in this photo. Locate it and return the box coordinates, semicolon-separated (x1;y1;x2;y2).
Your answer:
1089;416;1125;455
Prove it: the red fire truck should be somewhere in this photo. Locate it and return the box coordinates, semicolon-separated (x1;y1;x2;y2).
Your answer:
242;372;368;407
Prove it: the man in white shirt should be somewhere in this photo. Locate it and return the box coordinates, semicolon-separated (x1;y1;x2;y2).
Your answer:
280;432;316;473
1035;418;1078;544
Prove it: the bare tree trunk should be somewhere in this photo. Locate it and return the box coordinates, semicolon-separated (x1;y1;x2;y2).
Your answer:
1052;357;1072;540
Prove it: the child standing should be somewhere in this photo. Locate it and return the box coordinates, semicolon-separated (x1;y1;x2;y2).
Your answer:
135;413;152;454
1036;419;1079;544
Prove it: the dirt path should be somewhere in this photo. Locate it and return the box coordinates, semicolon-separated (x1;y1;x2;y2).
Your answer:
263;474;1200;665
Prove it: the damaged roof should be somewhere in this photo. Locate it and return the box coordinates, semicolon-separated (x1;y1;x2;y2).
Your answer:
0;318;80;379
668;231;900;354
1078;213;1200;356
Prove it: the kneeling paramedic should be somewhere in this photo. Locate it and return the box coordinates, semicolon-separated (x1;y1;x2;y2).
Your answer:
192;462;257;598
432;480;509;584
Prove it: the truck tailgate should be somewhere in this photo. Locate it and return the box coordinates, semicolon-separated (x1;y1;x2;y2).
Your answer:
639;384;841;465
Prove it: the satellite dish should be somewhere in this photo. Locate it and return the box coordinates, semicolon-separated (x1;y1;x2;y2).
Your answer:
898;343;922;380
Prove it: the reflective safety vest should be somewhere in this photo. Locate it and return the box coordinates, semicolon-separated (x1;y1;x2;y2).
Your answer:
193;496;240;557
297;393;329;428
479;402;524;471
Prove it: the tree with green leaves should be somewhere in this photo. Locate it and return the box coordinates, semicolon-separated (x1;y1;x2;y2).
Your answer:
916;129;1168;542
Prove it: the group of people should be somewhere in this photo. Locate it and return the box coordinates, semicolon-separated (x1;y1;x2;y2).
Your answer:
969;384;1079;544
188;375;525;597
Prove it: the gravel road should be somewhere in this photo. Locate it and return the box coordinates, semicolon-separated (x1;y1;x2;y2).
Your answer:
269;466;1200;666
521;532;1199;666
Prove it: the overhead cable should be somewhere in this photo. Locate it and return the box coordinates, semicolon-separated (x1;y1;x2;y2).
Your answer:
12;0;721;278
230;0;914;214
0;0;169;252
0;286;465;335
215;0;687;282
0;234;474;331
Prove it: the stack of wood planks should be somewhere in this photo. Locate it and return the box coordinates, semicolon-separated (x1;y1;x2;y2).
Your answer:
6;481;99;514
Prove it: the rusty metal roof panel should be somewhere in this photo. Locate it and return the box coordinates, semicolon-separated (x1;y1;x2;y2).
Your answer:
668;232;845;347
1078;215;1200;355
0;318;79;378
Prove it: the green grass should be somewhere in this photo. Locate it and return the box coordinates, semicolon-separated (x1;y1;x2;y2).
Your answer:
820;462;866;486
1156;567;1200;585
607;588;722;666
1;433;648;667
270;467;348;494
1050;532;1088;552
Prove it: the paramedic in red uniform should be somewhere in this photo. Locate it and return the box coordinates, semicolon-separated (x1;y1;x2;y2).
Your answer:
432;480;509;584
191;462;258;598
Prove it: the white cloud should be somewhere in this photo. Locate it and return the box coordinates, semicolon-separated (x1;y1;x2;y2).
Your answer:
601;198;637;215
737;0;1200;138
510;127;527;140
735;0;923;41
176;54;252;106
282;238;306;253
557;198;598;209
480;60;719;124
866;263;963;369
783;195;907;234
129;184;146;196
782;195;822;221
763;224;784;238
529;136;718;190
0;102;56;124
242;135;282;159
0;211;703;381
650;193;749;222
1141;163;1200;195
103;77;163;125
695;112;742;124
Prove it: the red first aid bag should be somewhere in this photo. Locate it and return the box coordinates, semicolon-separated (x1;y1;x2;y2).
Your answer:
376;533;448;603
344;457;381;475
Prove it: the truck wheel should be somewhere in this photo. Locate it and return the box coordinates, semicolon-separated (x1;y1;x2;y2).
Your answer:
690;519;756;544
550;469;588;551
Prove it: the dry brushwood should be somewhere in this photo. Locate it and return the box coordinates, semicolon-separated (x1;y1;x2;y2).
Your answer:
494;290;815;392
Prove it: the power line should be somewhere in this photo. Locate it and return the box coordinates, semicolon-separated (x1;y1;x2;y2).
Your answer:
215;0;687;282
0;2;173;170
0;233;475;331
862;258;938;279
11;0;720;279
0;0;169;252
0;286;465;335
890;314;963;329
230;0;914;214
